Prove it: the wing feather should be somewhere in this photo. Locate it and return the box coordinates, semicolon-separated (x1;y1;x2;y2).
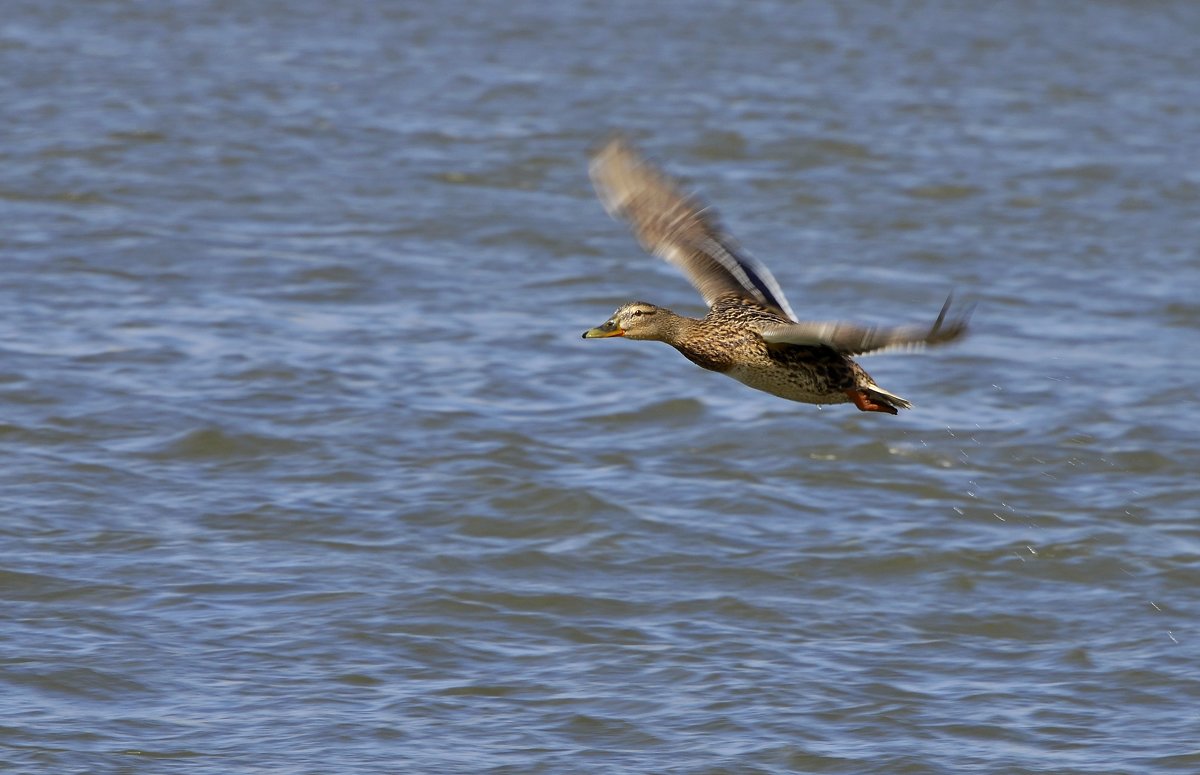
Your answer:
590;137;798;321
756;295;972;356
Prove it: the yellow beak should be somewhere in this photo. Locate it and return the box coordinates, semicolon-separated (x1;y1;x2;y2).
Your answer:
582;320;625;338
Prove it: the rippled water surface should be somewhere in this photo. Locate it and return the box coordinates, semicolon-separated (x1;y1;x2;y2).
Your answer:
3;2;1200;772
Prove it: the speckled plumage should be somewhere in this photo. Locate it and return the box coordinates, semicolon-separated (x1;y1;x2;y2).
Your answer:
582;137;970;414
667;296;888;408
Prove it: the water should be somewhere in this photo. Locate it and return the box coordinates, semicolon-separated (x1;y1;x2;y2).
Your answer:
2;1;1199;772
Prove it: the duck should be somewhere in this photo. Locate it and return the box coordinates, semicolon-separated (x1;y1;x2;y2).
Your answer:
582;137;969;415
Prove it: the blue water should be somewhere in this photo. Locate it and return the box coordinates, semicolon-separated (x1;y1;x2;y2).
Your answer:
2;2;1199;772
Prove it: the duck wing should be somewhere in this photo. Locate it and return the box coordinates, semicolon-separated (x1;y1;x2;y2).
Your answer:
589;137;798;322
755;295;971;356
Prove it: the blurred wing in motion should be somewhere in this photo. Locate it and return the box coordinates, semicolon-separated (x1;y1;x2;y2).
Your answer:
590;136;798;321
756;295;972;356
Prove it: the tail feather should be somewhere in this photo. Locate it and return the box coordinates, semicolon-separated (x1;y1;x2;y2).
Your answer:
865;384;912;411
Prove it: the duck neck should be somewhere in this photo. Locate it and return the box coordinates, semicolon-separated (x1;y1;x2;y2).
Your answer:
664;310;733;373
648;309;703;346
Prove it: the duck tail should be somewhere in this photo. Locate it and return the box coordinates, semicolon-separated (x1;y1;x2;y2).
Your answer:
864;384;913;413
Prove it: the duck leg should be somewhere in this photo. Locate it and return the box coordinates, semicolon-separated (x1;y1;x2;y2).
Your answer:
844;389;899;415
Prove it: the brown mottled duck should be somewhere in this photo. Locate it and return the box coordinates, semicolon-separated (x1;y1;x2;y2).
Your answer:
582;137;970;414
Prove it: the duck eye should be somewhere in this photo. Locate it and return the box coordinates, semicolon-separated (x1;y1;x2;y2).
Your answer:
632;309;643;317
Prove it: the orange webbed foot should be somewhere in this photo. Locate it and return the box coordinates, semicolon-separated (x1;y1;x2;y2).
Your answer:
844;389;899;415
